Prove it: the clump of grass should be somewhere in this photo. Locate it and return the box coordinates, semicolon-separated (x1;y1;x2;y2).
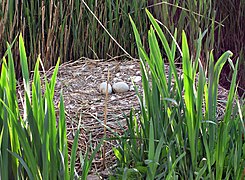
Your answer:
0;1;225;73
0;34;101;179
112;9;245;179
0;0;149;73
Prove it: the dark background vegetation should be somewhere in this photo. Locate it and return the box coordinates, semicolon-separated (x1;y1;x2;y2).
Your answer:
0;0;244;95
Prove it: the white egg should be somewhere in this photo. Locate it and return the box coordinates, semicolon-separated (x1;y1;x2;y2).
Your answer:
112;82;129;93
99;82;112;94
132;76;141;83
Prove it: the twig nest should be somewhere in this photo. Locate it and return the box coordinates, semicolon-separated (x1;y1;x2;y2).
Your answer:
99;82;112;94
112;82;129;93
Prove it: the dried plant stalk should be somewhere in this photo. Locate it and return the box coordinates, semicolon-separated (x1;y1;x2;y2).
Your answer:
103;67;110;169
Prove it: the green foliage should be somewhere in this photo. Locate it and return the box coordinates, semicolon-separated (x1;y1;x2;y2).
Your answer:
112;10;245;179
0;35;100;179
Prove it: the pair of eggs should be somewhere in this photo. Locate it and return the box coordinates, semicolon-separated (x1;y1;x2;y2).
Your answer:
99;82;129;94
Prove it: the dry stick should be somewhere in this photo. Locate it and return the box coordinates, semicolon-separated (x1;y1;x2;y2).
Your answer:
145;1;224;27
103;67;110;169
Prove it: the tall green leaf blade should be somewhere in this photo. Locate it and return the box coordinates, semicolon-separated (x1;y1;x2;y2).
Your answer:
45;86;58;179
50;58;60;99
42;100;50;179
146;119;155;179
12;114;39;177
145;8;172;62
58;91;69;179
5;43;20;177
81;139;103;179
32;57;41;131
182;31;196;168
8;150;34;179
148;26;169;98
25;89;41;158
1;92;9;180
207;51;216;161
70;121;81;180
216;59;238;180
146;9;182;99
0;60;9;180
0;97;40;178
19;34;30;98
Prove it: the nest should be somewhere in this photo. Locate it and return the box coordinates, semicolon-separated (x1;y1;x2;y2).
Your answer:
18;57;230;178
44;57;143;177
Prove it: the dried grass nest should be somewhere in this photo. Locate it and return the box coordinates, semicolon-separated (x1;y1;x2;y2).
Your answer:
18;57;230;177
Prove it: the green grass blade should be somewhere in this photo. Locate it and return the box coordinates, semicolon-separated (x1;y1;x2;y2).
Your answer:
216;59;238;180
146;9;182;98
45;87;58;179
42;100;50;179
148;26;169;97
70;120;81;180
58;91;69;179
49;58;60;99
81;139;103;179
146;119;155;179
182;31;196;168
8;150;34;179
145;8;172;62
19;34;30;98
1;92;9;180
12;117;39;177
0;59;9;180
